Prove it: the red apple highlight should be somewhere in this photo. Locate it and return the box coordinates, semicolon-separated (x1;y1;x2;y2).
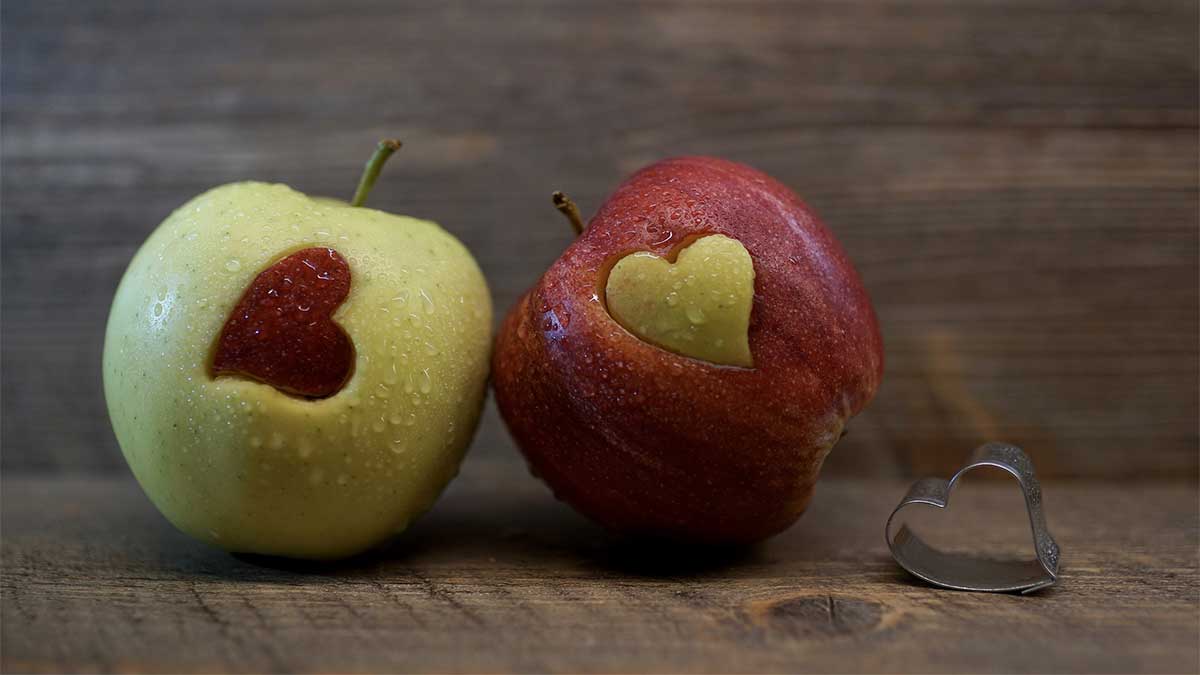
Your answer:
493;156;884;544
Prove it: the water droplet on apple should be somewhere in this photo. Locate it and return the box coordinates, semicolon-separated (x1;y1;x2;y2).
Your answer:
372;418;386;433
665;293;679;307
419;289;435;314
390;440;407;454
225;259;241;272
424;341;439;356
419;369;432;394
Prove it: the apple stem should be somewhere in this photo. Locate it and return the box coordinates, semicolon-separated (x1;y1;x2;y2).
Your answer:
552;191;585;236
350;139;402;207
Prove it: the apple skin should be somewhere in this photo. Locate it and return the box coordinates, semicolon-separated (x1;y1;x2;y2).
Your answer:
493;157;883;544
211;246;355;398
103;182;492;559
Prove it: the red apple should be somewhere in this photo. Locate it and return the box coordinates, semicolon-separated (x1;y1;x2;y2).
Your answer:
492;156;884;544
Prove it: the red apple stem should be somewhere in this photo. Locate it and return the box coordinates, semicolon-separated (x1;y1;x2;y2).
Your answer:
351;139;402;207
552;191;585;236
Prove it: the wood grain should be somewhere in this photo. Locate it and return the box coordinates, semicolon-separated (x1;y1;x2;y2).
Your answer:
2;455;1197;673
1;2;1197;477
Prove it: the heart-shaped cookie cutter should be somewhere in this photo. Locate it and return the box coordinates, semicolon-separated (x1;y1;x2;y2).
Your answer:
886;442;1060;593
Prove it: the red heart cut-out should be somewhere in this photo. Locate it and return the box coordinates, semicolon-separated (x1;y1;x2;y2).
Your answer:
211;247;353;398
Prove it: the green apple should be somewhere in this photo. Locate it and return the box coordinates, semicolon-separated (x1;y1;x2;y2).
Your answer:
103;141;493;559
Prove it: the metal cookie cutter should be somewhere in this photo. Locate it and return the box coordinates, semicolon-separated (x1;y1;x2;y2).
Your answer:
886;442;1060;593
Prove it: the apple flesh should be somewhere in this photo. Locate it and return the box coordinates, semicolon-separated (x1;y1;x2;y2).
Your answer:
104;145;492;559
493;156;883;544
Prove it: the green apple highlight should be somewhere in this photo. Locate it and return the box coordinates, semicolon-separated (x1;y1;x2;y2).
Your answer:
103;142;492;559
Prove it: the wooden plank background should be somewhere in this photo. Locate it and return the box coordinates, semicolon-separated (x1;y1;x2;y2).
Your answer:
2;0;1198;480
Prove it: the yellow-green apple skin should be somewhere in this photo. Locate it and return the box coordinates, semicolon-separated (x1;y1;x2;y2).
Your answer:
605;234;755;368
103;181;492;559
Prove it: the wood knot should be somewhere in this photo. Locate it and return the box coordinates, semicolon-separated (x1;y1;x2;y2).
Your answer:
749;594;884;637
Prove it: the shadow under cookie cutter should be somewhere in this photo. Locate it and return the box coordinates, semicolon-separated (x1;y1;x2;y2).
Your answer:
885;442;1060;593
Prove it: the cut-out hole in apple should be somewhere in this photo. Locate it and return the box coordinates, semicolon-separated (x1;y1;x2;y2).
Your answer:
603;233;755;367
211;247;353;399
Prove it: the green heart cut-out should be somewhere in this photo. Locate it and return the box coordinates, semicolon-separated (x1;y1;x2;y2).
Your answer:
604;234;754;367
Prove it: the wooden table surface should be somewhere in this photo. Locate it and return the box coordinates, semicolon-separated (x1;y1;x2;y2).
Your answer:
2;456;1197;674
3;2;1198;673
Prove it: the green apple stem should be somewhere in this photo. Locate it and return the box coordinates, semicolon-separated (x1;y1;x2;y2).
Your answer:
350;139;402;207
552;191;585;236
